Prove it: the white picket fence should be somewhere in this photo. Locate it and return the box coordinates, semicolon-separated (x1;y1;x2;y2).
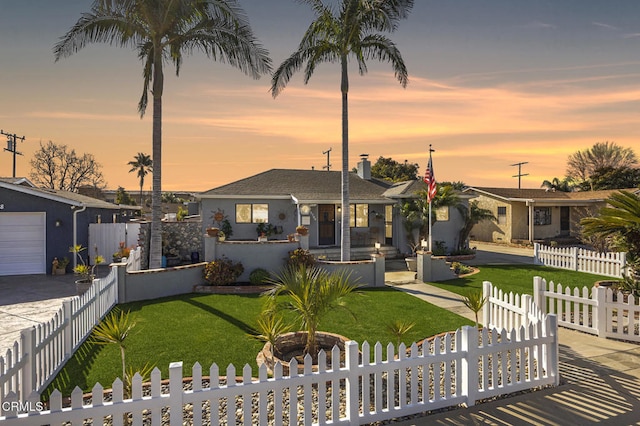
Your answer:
125;246;142;272
533;243;627;277
0;267;118;414
532;276;640;342
0;282;559;425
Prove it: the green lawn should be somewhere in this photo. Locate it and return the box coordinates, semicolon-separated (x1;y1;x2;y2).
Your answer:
428;264;612;297
45;288;473;397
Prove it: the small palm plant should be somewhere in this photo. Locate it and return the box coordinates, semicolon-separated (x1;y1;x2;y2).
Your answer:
387;319;416;349
264;265;361;357
461;290;487;328
251;303;292;364
91;309;153;397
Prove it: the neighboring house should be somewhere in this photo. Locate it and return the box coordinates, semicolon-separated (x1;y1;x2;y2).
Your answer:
197;157;468;258
0;178;139;276
463;186;640;244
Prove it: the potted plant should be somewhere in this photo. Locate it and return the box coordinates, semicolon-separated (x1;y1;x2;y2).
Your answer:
295;225;309;236
52;257;70;275
209;208;233;239
112;242;131;263
70;245;104;294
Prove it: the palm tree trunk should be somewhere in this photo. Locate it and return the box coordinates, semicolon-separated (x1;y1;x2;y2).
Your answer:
149;49;164;269
340;56;351;262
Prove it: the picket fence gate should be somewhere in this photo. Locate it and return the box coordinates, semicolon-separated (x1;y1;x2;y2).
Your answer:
533;243;627;277
0;267;118;414
533;276;640;342
0;280;559;425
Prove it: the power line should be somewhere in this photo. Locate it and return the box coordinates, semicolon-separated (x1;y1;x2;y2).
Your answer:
322;148;332;171
1;130;26;178
510;161;529;189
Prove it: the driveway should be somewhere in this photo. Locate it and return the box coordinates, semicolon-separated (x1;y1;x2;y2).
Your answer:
0;273;77;353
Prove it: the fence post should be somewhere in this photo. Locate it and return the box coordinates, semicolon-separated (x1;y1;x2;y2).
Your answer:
522;295;531;336
345;340;360;423
533;243;540;265
546;315;560;386
482;281;492;328
533;276;547;314
594;286;607;337
19;327;36;403
460;326;479;407
169;362;183;425
620;252;627;278
62;300;72;358
572;247;579;271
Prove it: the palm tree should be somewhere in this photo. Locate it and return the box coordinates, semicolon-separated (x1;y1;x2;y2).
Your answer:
54;0;272;268
581;190;640;276
264;265;361;357
128;152;153;207
541;177;574;192
271;0;413;261
457;201;496;251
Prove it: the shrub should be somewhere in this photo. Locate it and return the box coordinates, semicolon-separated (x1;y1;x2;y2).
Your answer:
432;241;447;256
249;268;271;285
203;257;244;286
287;248;315;268
451;262;473;275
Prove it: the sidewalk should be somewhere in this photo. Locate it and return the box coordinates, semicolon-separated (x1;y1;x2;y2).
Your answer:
385;267;640;425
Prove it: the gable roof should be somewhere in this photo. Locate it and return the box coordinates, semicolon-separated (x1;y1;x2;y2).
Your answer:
0;179;131;209
464;186;639;203
199;169;394;203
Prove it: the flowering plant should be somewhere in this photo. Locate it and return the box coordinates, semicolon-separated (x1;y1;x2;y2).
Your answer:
70;245;104;282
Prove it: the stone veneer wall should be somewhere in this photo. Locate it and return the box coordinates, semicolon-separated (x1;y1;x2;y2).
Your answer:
139;221;204;269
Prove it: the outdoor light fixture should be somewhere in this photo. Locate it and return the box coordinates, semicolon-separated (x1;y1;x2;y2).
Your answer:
55;219;62;227
375;242;381;254
421;239;428;248
337;206;341;213
300;204;311;215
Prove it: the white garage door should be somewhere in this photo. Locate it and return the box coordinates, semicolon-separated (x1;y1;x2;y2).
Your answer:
0;212;46;276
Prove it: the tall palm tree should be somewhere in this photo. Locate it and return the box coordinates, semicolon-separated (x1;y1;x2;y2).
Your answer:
128;152;153;207
271;0;413;261
54;0;272;268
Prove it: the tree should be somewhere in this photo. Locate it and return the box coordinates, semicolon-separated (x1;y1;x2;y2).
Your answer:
578;166;640;191
127;152;152;207
271;0;413;261
29;140;105;192
115;186;137;206
581;190;640;275
371;156;418;182
264;265;361;358
55;0;272;269
567;142;638;189
541;177;574;192
457;200;496;251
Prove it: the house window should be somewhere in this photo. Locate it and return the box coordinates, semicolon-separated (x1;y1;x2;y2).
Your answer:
497;206;507;225
385;205;393;242
436;206;449;221
349;204;369;227
534;207;551;226
235;203;268;223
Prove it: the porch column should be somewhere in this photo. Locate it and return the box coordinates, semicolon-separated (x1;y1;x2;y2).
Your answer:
527;200;534;243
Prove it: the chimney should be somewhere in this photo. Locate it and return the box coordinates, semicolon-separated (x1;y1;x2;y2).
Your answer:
357;154;371;180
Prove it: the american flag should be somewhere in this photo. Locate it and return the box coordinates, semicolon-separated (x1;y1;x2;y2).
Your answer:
424;156;437;203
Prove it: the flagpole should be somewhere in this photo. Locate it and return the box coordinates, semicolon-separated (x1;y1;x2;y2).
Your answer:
428;147;433;252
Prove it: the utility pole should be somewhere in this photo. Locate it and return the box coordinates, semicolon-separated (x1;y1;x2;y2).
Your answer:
510;161;529;189
1;130;26;178
322;148;332;171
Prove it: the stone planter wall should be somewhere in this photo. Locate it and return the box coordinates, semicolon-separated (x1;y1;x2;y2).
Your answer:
139;221;204;269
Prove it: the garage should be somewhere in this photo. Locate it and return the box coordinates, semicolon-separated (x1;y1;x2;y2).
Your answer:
0;212;46;276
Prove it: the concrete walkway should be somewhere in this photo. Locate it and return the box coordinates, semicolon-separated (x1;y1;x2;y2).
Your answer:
384;252;640;425
0;273;77;353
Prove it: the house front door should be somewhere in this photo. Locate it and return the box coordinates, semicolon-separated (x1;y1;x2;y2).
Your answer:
318;204;335;245
560;206;570;236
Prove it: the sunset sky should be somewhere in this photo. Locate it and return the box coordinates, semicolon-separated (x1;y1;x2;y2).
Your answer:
1;0;639;192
